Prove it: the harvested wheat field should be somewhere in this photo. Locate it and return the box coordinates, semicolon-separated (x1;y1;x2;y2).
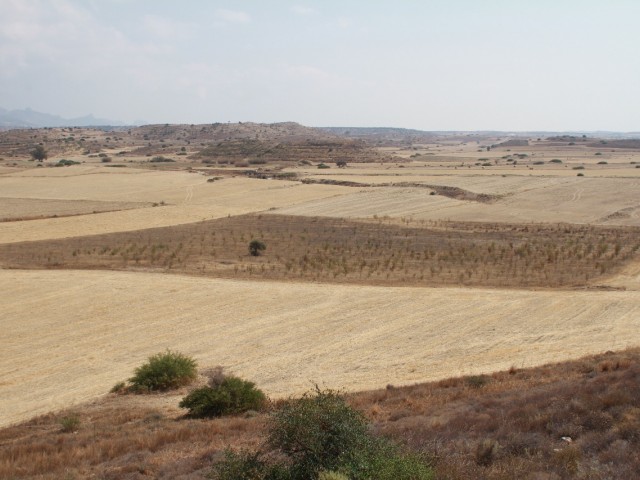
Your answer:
2;268;639;428
274;176;640;225
0;174;354;244
0;197;150;222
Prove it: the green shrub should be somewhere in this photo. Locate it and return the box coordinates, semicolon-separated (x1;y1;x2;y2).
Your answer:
466;375;490;389
55;159;81;167
60;414;81;433
268;389;370;478
179;376;266;417
249;239;266;256
319;472;350;480
213;388;433;480
110;381;126;394
150;156;175;163
129;350;197;392
213;449;291;480
345;441;433;480
317;163;330;169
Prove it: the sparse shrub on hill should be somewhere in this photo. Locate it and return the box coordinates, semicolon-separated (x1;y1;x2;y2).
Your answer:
150;156;175;163
180;375;266;418
249;158;267;165
128;350;197;392
30;144;48;162
55;159;81;167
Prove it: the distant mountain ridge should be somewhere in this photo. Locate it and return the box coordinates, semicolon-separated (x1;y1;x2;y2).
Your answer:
0;107;125;128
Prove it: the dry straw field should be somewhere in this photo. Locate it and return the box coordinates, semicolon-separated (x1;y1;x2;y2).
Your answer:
1;130;640;432
2;269;639;428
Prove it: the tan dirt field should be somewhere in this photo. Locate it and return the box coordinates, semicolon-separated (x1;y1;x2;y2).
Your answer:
2;268;639;428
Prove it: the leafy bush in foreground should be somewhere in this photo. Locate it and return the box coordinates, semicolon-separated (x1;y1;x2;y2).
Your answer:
129;350;197;392
212;388;433;480
180;376;266;417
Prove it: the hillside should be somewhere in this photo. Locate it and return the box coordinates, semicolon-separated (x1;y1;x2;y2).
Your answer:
0;107;123;128
2;348;638;479
0;122;389;165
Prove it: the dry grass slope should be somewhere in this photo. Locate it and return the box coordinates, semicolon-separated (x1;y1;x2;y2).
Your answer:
1;349;638;479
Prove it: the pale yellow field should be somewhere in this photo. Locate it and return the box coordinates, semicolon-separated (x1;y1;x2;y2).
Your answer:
1;268;639;428
274;176;640;225
0;198;148;221
0;171;354;243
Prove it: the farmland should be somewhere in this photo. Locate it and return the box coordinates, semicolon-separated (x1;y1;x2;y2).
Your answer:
1;124;640;478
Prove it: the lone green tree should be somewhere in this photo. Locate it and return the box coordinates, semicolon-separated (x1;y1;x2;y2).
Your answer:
30;145;48;162
248;239;266;256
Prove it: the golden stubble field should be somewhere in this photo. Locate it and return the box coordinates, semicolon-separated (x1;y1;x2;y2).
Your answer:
1;157;640;428
2;268;639;428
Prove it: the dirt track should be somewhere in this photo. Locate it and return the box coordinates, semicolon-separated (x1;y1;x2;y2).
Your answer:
2;269;639;428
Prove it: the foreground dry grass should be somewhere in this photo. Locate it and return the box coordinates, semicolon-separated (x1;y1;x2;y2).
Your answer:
1;215;639;288
1;349;638;479
2;269;640;429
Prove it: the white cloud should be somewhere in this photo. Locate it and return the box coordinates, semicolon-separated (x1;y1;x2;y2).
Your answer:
336;16;351;29
215;8;250;24
142;14;193;39
291;5;317;16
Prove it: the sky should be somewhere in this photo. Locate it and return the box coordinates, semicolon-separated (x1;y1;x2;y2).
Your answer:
1;0;639;131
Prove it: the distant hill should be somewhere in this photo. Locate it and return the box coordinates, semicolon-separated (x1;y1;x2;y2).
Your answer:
321;126;433;137
0;107;124;128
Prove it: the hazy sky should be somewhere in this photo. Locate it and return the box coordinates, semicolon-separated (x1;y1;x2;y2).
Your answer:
1;0;639;130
